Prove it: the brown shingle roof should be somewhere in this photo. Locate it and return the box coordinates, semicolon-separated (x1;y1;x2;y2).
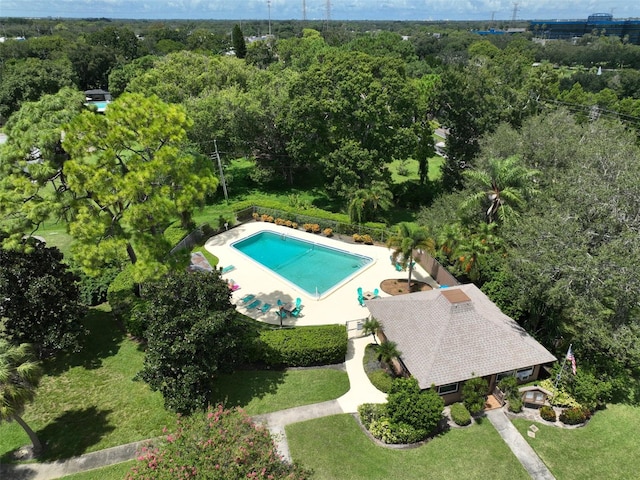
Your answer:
365;284;557;389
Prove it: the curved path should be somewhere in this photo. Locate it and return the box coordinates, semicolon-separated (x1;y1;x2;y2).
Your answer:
0;333;552;480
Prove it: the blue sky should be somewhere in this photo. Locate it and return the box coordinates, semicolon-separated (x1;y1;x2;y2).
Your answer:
2;0;639;21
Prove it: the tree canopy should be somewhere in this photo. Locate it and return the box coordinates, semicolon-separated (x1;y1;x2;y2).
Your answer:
137;270;247;414
0;241;86;359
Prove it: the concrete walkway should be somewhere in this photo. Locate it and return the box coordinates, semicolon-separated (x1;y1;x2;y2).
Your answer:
0;334;554;480
486;409;556;480
253;334;388;461
0;440;147;480
0;333;387;479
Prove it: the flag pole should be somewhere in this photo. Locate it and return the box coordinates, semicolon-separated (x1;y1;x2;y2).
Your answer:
554;343;572;391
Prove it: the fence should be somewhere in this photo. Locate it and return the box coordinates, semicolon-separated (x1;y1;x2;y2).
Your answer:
172;204;462;287
170;227;206;255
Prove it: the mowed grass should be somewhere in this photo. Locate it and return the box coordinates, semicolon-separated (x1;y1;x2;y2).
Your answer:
60;460;136;480
389;156;444;184
0;304;351;463
513;404;640;479
287;415;529;480
211;368;350;415
0;304;175;462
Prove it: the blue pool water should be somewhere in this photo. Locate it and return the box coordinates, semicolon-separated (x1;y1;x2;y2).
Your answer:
231;231;373;297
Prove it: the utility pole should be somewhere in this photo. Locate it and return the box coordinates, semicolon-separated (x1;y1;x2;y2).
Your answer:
302;0;307;21
213;140;228;202
268;0;272;36
511;2;519;25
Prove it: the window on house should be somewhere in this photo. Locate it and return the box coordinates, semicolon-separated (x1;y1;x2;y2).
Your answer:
437;383;459;395
516;367;534;381
496;370;515;382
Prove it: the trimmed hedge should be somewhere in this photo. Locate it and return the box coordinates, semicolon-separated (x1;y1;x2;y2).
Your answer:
508;397;523;413
254;325;347;367
368;370;394;393
540;405;557;422
450;402;472;426
559;406;589;425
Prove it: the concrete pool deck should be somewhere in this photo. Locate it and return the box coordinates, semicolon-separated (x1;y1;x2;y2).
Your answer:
204;221;439;328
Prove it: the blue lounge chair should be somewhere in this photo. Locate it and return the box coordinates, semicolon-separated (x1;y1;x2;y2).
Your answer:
357;287;363;297
395;263;403;272
247;299;262;310
295;297;302;308
261;303;272;313
291;305;303;317
373;288;379;298
240;294;255;304
277;299;283;307
222;265;236;274
358;295;365;307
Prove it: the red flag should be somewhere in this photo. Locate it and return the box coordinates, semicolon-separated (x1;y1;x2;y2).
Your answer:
567;347;577;375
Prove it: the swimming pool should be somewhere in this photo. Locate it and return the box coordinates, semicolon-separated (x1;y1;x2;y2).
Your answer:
231;230;373;298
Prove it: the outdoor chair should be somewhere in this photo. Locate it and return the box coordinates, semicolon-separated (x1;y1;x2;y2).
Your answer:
240;294;255;304
247;299;262;310
373;288;379;298
261;303;272;313
291;305;303;317
358;295;365;307
222;265;236;274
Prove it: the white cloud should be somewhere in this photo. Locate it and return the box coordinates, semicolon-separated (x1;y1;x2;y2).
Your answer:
2;0;639;20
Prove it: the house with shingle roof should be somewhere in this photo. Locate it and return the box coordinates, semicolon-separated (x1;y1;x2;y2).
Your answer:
365;284;556;404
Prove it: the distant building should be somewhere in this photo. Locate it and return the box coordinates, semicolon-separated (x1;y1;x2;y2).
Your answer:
530;13;640;45
84;89;112;113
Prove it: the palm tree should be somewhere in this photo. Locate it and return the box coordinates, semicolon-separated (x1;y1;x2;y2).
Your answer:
361;318;381;344
0;340;43;455
387;222;435;287
376;341;401;368
461;155;540;224
348;189;368;224
453;223;503;282
348;181;393;224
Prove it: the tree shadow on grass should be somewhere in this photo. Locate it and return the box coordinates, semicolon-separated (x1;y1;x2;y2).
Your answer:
210;369;288;410
44;307;126;375
37;407;115;461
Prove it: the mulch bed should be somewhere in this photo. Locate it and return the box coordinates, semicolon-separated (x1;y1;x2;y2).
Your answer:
380;278;433;296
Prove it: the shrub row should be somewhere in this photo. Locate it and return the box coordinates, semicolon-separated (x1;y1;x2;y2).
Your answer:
539;405;557;422
559;406;591;425
368;370;394;393
252;325;348;367
450;402;471;426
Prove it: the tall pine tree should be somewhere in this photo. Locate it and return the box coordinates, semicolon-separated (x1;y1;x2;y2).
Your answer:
232;24;247;59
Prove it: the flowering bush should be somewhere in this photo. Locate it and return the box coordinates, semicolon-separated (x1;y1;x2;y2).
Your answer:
323;228;333;237
559;406;589;425
252;212;260;221
361;234;373;245
539;405;556;422
127;405;310;480
353;234;363;242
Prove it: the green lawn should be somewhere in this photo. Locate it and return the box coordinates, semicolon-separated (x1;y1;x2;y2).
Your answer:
211;368;350;415
389;156;444;184
0;304;174;463
0;306;350;464
287;414;529;480
513;404;640;479
60;460;136;480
